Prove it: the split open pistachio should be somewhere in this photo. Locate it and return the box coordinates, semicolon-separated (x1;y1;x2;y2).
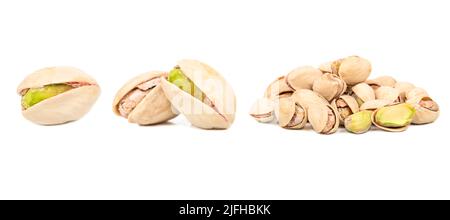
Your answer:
351;83;375;105
331;95;359;124
113;71;178;125
366;76;397;90
344;110;373;134
161;59;236;129
372;103;415;132
407;96;440;124
307;104;339;134
18;67;100;125
394;82;415;102
264;76;294;100
249;98;275;123
312;73;347;101
274;97;307;129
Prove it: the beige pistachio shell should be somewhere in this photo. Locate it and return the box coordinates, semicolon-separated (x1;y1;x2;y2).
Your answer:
264;76;294;100
359;99;391;111
312;73;347;101
319;62;332;73
274;97;307;129
292;89;329;108
351;83;375;104
161;59;236;129
335;56;372;86
375;86;400;103
113;71;178;125
285;66;323;90
17;66;98;93
307;104;339;134
394;82;415;102
407;96;440;124
366;76;397;90
406;87;428;100
249;98;275;123
331;95;359;124
371;103;415;132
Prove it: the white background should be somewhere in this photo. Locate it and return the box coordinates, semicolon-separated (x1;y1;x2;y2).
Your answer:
0;0;449;199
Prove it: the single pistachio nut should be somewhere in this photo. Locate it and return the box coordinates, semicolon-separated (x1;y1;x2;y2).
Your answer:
285;66;323;90
407;96;440;124
161;59;236;129
406;87;428;100
331;95;360;124
319;62;332;73
113;71;178;125
372;103;416;132
394;82;415;102
307;103;339;134
375;86;401;103
264;76;294;100
312;73;347;101
274;97;307;129
249;98;275;123
360;99;391;111
344;110;373;134
292;89;329;108
366;76;397;90
17;67;100;125
351;83;375;105
333;56;372;86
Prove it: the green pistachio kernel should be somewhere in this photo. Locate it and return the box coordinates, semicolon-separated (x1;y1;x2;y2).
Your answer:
22;84;73;109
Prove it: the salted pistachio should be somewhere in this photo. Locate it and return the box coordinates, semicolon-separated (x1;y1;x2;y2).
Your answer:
372;103;416;132
406;87;428;100
375;86;401;103
331;95;359;124
249;98;275;123
407;96;440;124
285;66;323;90
332;56;372;86
351;83;375;105
292;89;329;108
360;99;391;111
312;73;347;101
113;71;178;125
161;59;236;129
366;76;397;90
274;97;307;129
17;67;100;125
344;110;373;134
264;76;294;100
307;103;339;134
394;82;415;102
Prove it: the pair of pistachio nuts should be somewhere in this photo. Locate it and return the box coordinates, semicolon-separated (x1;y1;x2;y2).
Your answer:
250;55;440;134
17;60;236;129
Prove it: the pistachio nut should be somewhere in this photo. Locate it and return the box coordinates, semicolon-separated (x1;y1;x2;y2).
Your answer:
292;89;329;108
366;76;397;90
285;66;323;90
374;86;401;103
406;87;428;100
312;73;347;101
161;59;236;129
407;96;440;124
331;95;360;124
264;76;294;100
333;56;372;86
274;97;307;129
344;110;373;134
113;71;178;125
307;103;339;134
351;83;375;105
394;82;415;102
359;99;391;111
17;67;100;125
249;98;275;123
319;62;332;73
372;103;416;132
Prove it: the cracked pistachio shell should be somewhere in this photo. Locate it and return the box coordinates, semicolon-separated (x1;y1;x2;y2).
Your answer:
366;76;397;90
331;95;359;124
307;103;339;134
375;86;401;103
264;76;294;100
312;73;347;101
407;96;440;124
372;103;415;132
360;99;392;111
394;82;415;102
292;89;329;108
334;56;372;86
351;83;375;105
113;71;178;125
274;97;307;129
344;110;373;134
161;59;236;129
406;87;428;100
285;66;323;90
249;98;275;123
17;67;100;125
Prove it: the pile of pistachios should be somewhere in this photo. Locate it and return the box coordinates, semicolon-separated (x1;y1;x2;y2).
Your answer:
250;56;440;134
